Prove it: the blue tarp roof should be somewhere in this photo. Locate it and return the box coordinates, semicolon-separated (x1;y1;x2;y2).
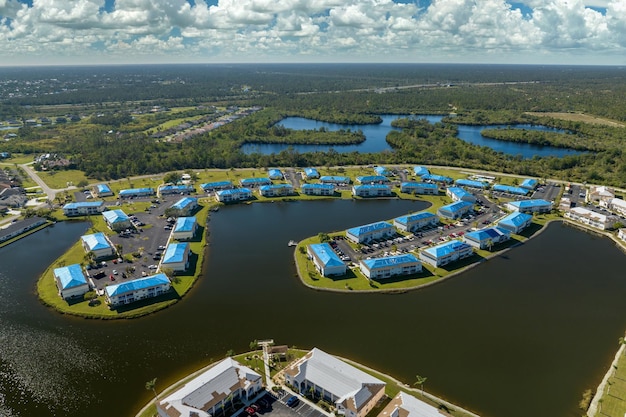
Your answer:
320;175;350;183
171;197;197;210
217;188;251;196
201;181;232;189
302;183;334;190
54;264;87;290
102;209;129;224
499;211;533;227
304;168;319;177
413;166;430;176
492;184;529;195
439;201;473;214
374;166;390;176
455;179;489;189
395;211;437;225
508;199;552;209
356;175;389;183
260;184;293;190
81;232;111;251
465;227;509;241
240;177;271;185
362;253;420;269
422;174;452;183
159;184;195;192
95;184;111;193
174;217;197;233
346;221;394;237
119;187;154;196
353;184;391;191
63;201;104;209
268;169;283;178
423;240;472;258
401;182;438;189
162;243;189;264
105;274;170;297
447;187;474;199
309;243;344;268
520;178;539;189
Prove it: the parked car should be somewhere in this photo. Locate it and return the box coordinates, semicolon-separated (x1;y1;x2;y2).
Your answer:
286;396;299;407
112;269;118;275
148;265;158;270
245;406;256;415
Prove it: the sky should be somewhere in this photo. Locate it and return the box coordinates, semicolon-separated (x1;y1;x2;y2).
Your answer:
0;0;625;66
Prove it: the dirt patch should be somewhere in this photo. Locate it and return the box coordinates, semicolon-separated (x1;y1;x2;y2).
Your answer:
525;112;625;128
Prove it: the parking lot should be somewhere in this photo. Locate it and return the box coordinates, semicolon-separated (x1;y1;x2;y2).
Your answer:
268;391;327;417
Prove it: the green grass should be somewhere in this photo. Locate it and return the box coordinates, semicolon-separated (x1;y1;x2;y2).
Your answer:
0;154;35;164
593;351;626;417
38;169;90;189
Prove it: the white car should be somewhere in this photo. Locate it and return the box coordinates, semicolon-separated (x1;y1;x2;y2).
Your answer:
148;265;158;270
112;269;118;275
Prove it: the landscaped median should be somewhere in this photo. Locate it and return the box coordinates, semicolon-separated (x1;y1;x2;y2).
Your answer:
36;201;212;319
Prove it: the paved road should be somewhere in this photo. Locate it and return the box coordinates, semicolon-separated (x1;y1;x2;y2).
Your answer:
19;162;74;201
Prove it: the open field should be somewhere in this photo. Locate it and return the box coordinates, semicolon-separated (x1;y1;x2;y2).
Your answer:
525;112;625;128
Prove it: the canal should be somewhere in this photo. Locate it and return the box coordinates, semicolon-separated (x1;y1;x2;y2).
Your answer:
0;200;624;417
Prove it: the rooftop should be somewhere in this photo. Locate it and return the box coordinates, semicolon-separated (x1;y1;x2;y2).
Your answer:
309;243;345;268
394;211;437;225
105;274;170;297
439;200;473;213
102;209;129;224
361;253;420;269
53;264;87;290
81;232;111;251
346;221;394;237
423;240;472;257
174;217;197;233
163;242;189;264
498;211;533;227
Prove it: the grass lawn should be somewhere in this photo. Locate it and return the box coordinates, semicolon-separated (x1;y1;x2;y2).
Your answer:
0;154;35;164
593;350;626;417
38;169;90;189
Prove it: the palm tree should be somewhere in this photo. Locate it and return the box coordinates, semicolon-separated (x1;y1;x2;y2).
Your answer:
414;375;427;397
486;238;493;251
145;377;158;399
619;336;626;355
115;243;123;257
226;349;235;358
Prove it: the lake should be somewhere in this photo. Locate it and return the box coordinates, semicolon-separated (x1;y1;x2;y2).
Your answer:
0;201;623;417
241;115;582;159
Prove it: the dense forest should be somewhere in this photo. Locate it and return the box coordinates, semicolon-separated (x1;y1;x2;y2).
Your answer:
1;64;626;186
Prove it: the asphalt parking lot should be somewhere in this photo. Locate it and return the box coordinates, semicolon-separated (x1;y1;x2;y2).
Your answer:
265;391;327;417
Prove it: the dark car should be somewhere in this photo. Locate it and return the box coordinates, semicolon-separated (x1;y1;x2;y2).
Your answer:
257;399;269;409
286;396;299;407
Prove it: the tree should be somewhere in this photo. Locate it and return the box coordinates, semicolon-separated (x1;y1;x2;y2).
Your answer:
115;243;123;257
486;238;493;251
318;232;330;243
414;375;427;396
619;336;626;355
145;377;158;399
226;349;235;358
249;339;259;351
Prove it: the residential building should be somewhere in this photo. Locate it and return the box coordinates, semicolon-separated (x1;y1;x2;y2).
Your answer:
118;187;155;198
102;209;132;231
320;176;351;185
259;184;294;197
446;187;476;203
239;177;272;188
53;264;90;300
161;243;191;272
393;211;438;233
105;273;171;306
497;212;533;234
454;179;489;189
374;166;391;176
419;240;474;267
505;199;553;213
463;227;510;249
421;173;452;184
169;197;198;216
352;184;392;197
413;166;429;177
93;184;113;197
303;168;320;179
307;243;346;276
399;182;438;195
437;201;474;219
0;216;47;243
520;178;539;190
81;232;115;259
564;207;618;230
301;183;335;196
62;201;105;217
346;221;395;243
492;184;529;195
216;188;253;203
172;217;198;241
158;184;195;197
618;228;626;242
284;348;386;417
378;392;444;417
200;181;233;193
609;198;626;216
268;169;284;180
157;358;262;417
359;254;422;280
587;185;615;207
355;175;389;184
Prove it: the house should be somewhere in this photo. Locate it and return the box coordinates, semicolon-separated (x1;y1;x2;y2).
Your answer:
161;242;191;272
307;243;346;276
497;212;533;234
62;201;105;217
609;198;626;216
374;166;391;176
564;207;618;230
303;168;320;179
157;357;262;417
492;184;529;196
437;201;473;219
446;187;476;203
505;199;553;213
200;181;233;193
259;184;294;197
0;216;47;243
399;182;438;195
393;212;438;233
378;392;445;417
301;183;335;196
421;173;452;184
346;221;395;243
320;176;351;185
352;184;392;197
102;209;132;231
169;197;198;216
118;187;155;199
216;188;252;203
413;166;429;177
463;227;510;249
355;175;389;184
618;228;626;242
53;264;90;300
158;184;195;197
93;184;113;197
105;273;171;306
520;178;539;190
283;348;386;417
359;254;422;280
454;179;489;189
172;217;198;241
587;185;615;207
268;169;283;180
419;240;474;267
81;232;115;259
239;178;272;188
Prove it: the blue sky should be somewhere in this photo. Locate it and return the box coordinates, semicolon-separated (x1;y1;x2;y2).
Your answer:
0;0;623;66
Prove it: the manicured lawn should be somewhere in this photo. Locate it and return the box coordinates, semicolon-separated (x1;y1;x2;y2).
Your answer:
0;154;35;164
38;169;90;189
593;350;626;417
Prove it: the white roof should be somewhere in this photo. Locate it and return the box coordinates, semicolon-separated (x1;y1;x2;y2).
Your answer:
159;358;261;416
611;198;626;209
570;206;609;222
292;348;384;409
392;392;443;417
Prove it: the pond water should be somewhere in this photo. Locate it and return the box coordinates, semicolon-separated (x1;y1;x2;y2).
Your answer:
241;115;582;159
0;202;623;417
